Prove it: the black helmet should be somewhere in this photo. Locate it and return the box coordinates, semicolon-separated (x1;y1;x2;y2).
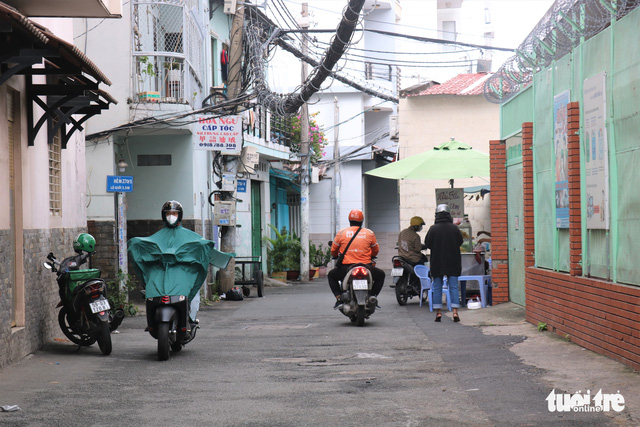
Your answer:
161;200;183;227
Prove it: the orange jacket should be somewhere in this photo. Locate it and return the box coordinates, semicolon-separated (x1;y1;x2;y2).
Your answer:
331;226;379;264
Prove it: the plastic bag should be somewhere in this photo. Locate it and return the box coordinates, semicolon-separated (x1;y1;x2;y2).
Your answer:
224;287;244;301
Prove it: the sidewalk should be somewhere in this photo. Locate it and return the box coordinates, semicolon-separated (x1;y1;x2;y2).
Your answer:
448;302;640;424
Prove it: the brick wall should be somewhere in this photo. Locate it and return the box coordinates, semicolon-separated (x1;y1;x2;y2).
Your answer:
489;139;508;303
0;227;85;369
526;268;640;370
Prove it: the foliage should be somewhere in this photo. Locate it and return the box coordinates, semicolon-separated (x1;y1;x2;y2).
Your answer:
290;112;327;164
138;56;156;79
263;224;302;274
106;270;139;316
537;322;547;332
309;242;331;267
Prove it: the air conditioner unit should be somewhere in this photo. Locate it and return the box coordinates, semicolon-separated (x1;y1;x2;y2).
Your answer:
389;115;399;140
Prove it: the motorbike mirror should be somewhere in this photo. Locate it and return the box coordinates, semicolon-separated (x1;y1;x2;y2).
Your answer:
328;241;332;246
43;262;52;270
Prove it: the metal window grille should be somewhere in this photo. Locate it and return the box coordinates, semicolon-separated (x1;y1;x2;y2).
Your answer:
49;122;62;216
132;0;203;104
270;115;294;148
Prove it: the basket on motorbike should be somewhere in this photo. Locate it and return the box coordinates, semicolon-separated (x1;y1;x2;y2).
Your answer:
64;269;102;293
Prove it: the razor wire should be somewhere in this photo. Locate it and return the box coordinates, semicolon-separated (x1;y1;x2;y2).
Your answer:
484;0;640;104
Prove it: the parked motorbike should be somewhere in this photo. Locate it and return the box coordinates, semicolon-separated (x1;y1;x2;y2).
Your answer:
336;263;378;326
44;250;123;355
391;256;424;306
145;292;199;361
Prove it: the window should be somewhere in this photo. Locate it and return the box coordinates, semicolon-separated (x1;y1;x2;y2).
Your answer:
49;122;62;216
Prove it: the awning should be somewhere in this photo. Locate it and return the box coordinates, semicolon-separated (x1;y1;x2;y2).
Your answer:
0;2;116;148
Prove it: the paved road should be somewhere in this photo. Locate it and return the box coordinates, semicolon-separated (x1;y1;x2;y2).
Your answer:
1;280;639;426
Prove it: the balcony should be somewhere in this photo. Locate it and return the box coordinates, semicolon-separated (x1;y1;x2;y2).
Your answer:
3;0;122;17
134;56;187;104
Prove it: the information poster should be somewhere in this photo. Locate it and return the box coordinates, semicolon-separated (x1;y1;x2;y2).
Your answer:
435;188;464;218
583;72;610;230
194;115;242;155
554;90;570;228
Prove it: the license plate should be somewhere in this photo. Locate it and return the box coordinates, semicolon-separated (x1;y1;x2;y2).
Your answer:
89;299;110;314
391;268;404;276
352;280;368;290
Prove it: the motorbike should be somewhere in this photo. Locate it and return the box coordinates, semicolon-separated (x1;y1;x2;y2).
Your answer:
144;292;198;361
391;256;425;306
44;252;123;355
336;262;378;326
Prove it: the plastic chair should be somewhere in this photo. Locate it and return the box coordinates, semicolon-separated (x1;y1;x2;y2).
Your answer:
428;277;452;312
413;265;431;307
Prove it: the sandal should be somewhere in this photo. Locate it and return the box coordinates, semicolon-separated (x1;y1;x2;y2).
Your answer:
453;314;460;322
434;313;442;322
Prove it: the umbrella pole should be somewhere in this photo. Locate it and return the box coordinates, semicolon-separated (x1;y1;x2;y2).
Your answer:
449;179;454;188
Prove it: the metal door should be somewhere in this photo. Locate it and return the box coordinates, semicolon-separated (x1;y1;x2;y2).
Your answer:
507;138;525;306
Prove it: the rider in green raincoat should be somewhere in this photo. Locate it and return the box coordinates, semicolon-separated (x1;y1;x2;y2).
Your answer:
128;200;233;319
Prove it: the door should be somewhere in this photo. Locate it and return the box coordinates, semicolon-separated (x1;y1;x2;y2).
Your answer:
251;181;262;259
506;135;525;306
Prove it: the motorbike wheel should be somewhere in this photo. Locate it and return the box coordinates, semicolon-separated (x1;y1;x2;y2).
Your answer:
395;276;409;306
157;322;171;361
58;307;98;346
356;306;366;327
97;320;112;355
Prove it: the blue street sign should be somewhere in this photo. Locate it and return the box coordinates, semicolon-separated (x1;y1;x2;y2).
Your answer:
106;175;133;193
237;179;247;193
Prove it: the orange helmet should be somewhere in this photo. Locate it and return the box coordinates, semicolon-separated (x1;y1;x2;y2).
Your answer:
348;209;364;222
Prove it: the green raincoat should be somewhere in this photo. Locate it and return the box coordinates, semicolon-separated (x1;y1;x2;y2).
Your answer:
128;226;233;301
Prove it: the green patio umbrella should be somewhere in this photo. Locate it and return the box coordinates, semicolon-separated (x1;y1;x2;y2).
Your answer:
365;139;489;185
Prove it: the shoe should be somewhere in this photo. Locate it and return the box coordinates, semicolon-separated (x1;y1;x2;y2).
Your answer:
453;314;460;322
435;313;442;322
333;299;343;309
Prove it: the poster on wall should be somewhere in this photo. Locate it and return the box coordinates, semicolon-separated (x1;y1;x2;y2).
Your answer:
583;72;610;230
554;90;570;228
193;115;242;155
435;188;464;218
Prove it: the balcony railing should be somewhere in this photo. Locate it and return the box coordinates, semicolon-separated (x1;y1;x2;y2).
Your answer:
134;56;186;104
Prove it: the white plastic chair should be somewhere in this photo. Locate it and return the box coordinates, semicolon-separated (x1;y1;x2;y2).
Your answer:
413;265;431;308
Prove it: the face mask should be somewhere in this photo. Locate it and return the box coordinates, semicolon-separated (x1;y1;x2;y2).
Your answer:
166;214;178;225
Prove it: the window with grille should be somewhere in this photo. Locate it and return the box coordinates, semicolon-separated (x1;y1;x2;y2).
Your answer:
49;124;62;216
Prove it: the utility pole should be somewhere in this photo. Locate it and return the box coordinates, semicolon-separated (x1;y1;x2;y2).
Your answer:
333;97;340;238
219;1;244;291
300;2;310;281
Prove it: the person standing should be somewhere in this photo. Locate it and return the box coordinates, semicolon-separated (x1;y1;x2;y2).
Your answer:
424;204;463;322
328;209;385;308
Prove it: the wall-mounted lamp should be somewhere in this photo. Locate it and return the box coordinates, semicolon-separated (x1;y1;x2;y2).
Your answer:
117;159;128;172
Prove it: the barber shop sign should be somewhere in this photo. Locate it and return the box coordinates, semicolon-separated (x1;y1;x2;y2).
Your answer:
194;115;242;155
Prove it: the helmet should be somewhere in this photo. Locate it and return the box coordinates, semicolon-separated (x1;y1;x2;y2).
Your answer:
410;216;425;226
162;200;183;227
436;204;450;214
348;209;364;222
73;233;96;253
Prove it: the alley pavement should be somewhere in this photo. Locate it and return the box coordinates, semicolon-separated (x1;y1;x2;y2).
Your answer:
0;277;639;426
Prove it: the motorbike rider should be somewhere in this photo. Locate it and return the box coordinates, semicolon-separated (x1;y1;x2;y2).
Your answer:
160;200;201;325
57;233;96;303
328;209;385;308
397;216;428;266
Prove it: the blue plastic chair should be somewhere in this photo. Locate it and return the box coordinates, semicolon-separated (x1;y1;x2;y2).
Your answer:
413;265;431;308
428;277;452;312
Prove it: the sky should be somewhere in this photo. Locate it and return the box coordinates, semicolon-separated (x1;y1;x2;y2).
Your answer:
267;0;555;90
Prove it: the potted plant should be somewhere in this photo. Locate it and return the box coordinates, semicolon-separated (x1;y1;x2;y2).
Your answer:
264;224;302;281
310;242;331;278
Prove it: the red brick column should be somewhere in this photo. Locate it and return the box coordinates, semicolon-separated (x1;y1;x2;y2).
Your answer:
567;102;582;276
522;122;535;267
490;139;508;303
